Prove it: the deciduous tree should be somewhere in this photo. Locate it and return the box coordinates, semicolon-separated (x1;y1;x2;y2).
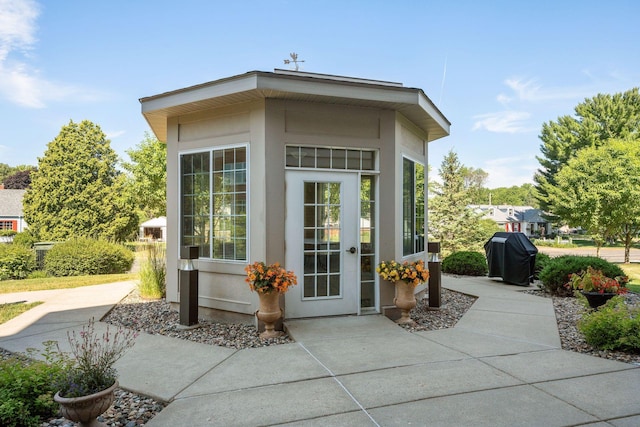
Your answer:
23;120;138;242
534;88;640;211
470;184;539;207
3;169;35;189
0;163;12;184
122;132;167;219
547;139;640;262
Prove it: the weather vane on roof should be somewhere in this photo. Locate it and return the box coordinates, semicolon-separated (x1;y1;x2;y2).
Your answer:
283;52;305;71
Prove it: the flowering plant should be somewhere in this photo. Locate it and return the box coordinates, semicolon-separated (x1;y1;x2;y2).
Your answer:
566;266;628;295
54;318;137;397
376;260;430;287
245;261;298;294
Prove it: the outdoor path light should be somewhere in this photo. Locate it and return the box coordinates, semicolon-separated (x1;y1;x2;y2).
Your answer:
428;241;441;308
179;246;199;327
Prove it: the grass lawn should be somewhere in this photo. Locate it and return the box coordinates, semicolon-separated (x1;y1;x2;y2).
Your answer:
0;273;136;294
618;263;640;293
0;301;43;324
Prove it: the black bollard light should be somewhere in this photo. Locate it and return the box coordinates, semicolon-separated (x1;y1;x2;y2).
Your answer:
427;241;441;308
179;246;199;327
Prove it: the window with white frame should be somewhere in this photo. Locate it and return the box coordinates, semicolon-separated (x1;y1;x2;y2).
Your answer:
0;221;15;230
180;146;247;261
402;157;425;256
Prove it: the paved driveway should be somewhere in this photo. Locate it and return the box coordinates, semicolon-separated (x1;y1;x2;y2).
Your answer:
538;246;640;263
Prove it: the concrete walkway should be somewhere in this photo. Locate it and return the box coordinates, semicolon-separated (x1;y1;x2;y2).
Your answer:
1;277;639;426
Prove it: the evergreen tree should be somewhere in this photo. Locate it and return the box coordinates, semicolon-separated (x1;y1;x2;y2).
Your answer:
429;150;485;256
23;120;138;241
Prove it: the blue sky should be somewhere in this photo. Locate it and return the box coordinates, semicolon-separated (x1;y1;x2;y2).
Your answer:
1;0;638;188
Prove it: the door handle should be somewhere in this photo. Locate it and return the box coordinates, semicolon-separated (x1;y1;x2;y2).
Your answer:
347;246;357;254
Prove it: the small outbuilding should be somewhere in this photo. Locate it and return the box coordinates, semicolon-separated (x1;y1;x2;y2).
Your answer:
140;69;450;321
484;232;538;286
139;216;167;241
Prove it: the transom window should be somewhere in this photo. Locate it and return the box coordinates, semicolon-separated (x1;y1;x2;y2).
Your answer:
286;146;376;171
180;146;247;261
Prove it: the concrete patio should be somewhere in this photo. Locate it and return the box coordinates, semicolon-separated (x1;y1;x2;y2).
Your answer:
1;276;638;426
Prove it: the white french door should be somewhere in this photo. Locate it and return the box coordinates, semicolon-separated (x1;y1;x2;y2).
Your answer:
285;171;359;318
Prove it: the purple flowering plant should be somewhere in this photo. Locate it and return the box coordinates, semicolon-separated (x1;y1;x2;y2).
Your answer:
54;318;137;397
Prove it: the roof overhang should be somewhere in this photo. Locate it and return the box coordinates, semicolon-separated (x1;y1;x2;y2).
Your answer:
140;70;450;143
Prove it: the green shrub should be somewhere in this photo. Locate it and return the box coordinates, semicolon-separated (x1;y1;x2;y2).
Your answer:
26;270;49;280
442;251;488;276
538;255;626;296
534;253;551;279
0;245;36;280
0;230;17;237
138;243;166;299
44;238;134;277
0;343;71;427
578;296;640;352
12;230;37;248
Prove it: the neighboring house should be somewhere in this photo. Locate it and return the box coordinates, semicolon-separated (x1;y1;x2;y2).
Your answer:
140;69;450;321
470;204;550;237
0;189;28;232
139;216;167;241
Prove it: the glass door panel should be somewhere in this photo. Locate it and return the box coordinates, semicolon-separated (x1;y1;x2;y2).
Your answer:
285;171;359;318
303;181;342;299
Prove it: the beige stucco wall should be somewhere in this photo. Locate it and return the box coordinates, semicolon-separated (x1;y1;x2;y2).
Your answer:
165;98;432;319
166;100;266;316
394;113;429;296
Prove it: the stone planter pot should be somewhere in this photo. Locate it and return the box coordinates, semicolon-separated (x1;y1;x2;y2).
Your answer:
256;291;283;338
394;281;417;324
54;380;118;427
581;291;616;309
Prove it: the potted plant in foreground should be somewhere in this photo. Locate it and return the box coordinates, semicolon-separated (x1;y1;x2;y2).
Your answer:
566;266;628;309
245;261;298;338
376;260;430;324
53;318;137;427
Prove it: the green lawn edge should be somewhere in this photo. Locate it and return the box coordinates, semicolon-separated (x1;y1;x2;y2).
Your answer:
0;273;137;294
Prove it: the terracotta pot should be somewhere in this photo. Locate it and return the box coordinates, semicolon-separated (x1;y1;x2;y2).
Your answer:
394;281;417;324
54;380;118;427
256;291;283;338
581;291;616;309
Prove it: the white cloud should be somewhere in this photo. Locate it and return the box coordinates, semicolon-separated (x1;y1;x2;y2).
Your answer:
504;77;596;103
0;0;39;61
496;93;511;105
472;111;533;134
106;130;126;139
483;155;538;188
0;0;108;108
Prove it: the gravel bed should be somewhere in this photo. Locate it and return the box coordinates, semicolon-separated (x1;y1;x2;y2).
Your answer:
1;284;636;426
402;288;477;331
103;290;293;349
524;288;640;365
